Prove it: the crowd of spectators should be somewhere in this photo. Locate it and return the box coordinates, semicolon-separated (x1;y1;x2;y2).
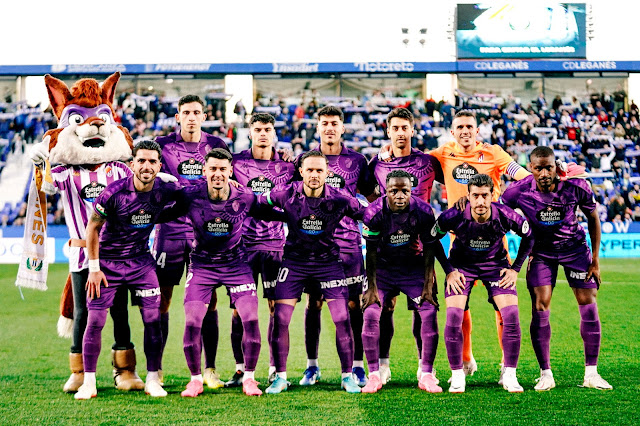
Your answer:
2;85;640;226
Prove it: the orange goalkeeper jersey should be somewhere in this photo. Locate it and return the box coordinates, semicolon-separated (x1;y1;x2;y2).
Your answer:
430;141;530;207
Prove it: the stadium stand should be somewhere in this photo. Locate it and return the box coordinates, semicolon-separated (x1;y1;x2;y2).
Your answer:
1;87;639;225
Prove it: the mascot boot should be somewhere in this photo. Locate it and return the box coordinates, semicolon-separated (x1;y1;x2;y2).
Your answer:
63;353;84;392
112;349;145;390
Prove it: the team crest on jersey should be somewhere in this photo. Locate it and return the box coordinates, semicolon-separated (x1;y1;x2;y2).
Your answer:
205;217;231;236
81;181;106;202
178;158;203;180
299;214;325;235
129;209;153;228
95;203;106;217
325;171;346;189
248;175;274;194
536;206;564;226
388;229;411;247
452;162;479;184
407;172;419;188
105;166;113;177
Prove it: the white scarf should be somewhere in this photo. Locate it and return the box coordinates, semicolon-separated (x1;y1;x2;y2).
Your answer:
15;162;51;291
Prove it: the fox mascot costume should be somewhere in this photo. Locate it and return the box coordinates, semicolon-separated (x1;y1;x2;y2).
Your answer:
29;72;156;393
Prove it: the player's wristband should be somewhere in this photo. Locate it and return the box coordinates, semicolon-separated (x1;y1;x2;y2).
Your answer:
88;259;100;273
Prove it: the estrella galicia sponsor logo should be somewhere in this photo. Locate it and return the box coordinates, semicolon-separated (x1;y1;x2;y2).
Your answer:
569;270;588;280
299;214;325;235
205;217;231;236
178;158;203;180
129;209;153;228
247;175;274;194
135;288;161;298
536;206;564;225
80;181;106;202
452;163;478;184
388;229;411;247
469;237;491;251
325;171;346;189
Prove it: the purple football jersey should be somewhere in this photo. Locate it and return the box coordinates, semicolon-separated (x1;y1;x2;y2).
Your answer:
94;177;181;259
232;148;295;251
295;145;374;252
434;202;533;272
260;181;364;262
154;131;228;239
502;175;595;253
362;195;436;271
177;182;261;264
368;148;444;203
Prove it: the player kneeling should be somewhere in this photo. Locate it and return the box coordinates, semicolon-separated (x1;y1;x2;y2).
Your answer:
432;174;534;393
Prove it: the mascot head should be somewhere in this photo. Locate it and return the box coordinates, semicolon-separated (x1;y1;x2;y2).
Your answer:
44;72;133;165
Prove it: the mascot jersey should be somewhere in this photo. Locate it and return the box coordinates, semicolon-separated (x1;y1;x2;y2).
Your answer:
154;131;228;240
50;162;131;271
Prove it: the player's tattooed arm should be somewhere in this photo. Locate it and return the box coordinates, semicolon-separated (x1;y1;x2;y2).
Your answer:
585;209;602;285
85;212;108;300
362;239;381;310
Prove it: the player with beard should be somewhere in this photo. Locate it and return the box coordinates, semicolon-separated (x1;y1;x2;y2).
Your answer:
263;151;365;394
225;113;296;386
433;174;533;393
368;107;444;384
153;95;228;388
75;141;180;399
170;149;283;397
502;146;612;391
296;106;374;387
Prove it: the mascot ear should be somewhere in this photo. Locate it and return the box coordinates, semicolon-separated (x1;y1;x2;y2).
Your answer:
101;72;121;107
44;74;72;119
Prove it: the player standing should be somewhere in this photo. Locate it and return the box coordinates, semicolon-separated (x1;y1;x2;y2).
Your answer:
360;170;442;394
75;141;180;399
298;106;374;387
173;149;277;397
263;151;365;394
502;146;612;391
433;174;533;393
429;110;532;377
368;107;444;383
153;95;228;388
225;113;295;385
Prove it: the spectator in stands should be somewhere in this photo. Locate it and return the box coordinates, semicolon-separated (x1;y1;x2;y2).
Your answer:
632;205;640;221
628;184;640;207
608;195;628;221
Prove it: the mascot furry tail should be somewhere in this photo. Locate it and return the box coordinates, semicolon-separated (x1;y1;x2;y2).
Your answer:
57;276;74;338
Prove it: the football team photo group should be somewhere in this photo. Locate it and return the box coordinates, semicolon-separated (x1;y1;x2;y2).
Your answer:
22;74;613;401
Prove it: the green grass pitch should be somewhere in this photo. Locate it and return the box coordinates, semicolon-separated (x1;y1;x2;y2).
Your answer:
1;260;638;425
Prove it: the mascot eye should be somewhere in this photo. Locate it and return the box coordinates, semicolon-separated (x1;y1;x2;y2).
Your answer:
69;114;84;125
98;113;112;123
